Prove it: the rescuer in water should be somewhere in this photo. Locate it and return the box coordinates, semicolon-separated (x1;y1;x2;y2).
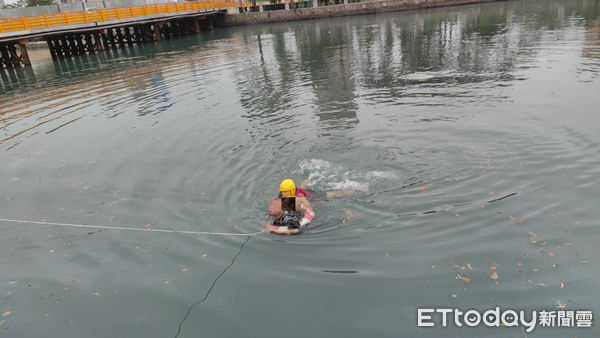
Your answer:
269;179;314;229
268;179;355;230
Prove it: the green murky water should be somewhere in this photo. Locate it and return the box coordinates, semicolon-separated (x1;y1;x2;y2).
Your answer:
1;0;599;336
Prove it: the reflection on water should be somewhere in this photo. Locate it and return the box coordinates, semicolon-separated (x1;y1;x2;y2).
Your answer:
2;0;598;141
1;0;600;337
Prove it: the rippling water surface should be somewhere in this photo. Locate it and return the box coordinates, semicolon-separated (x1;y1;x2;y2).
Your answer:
1;0;600;337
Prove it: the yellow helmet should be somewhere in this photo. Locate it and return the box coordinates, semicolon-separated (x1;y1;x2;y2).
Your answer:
280;179;296;198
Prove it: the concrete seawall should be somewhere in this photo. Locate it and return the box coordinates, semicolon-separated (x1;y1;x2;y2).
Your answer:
223;0;501;26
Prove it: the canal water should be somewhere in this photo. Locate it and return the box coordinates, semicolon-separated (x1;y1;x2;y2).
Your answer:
1;0;599;336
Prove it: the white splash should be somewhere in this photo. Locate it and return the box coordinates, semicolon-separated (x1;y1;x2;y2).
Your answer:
298;159;395;193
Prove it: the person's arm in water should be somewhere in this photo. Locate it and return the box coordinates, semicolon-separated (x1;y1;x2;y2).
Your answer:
325;190;355;198
300;178;355;198
300;178;309;190
296;196;314;227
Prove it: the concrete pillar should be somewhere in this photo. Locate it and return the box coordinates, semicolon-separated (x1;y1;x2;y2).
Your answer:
193;18;201;33
313;0;318;7
343;0;348;4
153;23;162;41
259;4;264;12
285;2;290;10
46;38;57;58
18;40;30;65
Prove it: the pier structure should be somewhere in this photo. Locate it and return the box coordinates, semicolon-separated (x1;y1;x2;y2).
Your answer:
0;1;238;69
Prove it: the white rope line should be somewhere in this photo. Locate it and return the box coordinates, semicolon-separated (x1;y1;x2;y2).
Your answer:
0;218;267;237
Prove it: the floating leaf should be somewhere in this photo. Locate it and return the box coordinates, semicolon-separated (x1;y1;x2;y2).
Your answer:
201;254;207;258
467;262;473;270
140;249;147;254
418;186;426;191
530;237;537;244
451;294;457;298
1;311;10;317
519;219;526;224
8;281;17;285
93;292;100;296
490;272;498;280
560;282;565;288
164;281;169;285
385;252;389;257
563;242;574;246
509;216;516;221
537;282;547;287
581;260;589;264
83;185;91;190
517;262;523;267
181;268;188;272
555;299;566;309
490;265;497;271
548;252;555;257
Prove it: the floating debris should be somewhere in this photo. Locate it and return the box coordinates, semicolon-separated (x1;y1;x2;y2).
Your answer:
457;273;471;283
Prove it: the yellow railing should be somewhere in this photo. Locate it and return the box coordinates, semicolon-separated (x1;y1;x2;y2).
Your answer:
0;1;251;34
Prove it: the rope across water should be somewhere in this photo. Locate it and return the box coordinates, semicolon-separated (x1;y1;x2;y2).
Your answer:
0;218;267;237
